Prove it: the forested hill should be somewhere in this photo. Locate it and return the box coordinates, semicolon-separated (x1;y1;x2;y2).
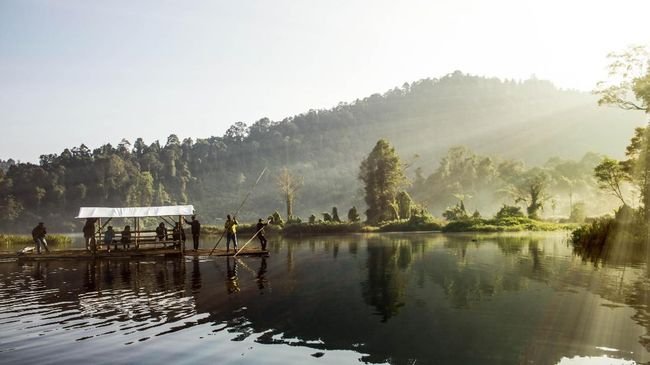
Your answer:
0;72;642;232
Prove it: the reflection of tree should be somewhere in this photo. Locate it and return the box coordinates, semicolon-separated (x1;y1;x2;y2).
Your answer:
572;241;650;350
361;238;413;322
494;236;523;256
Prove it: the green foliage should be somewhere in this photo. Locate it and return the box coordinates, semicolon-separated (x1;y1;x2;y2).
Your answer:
443;217;574;233
495;204;524;219
347;206;360;222
594;157;630;206
322;212;333;222
287;215;302;224
442;200;468;221
331;207;341;223
571;205;644;249
569;202;586;223
0;72;641;232
308;214;317;224
359;139;406;225
396;191;413;220
595;45;650;112
270;211;284;226
0;234;72;247
594;45;650;218
236;222;281;235
505;168;550;219
378;215;443;232
200;225;223;235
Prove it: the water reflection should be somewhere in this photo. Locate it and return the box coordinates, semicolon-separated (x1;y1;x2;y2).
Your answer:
0;233;648;364
362;237;410;322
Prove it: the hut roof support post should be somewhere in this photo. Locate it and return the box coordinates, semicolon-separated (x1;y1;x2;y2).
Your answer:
136;217;140;250
98;218;102;252
178;215;183;254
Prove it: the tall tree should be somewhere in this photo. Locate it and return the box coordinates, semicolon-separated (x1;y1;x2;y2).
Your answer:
595;45;650;217
277;167;303;220
507;168;550;220
359;139;406;224
594;157;630;206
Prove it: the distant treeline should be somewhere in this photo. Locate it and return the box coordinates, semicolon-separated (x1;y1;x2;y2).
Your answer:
0;72;638;232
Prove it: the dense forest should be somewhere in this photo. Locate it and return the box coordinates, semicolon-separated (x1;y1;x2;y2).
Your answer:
0;71;643;232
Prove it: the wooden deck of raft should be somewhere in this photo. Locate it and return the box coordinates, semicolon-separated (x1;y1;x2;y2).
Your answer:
0;247;269;261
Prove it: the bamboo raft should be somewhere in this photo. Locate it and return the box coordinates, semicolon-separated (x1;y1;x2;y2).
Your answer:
4;205;270;262
0;247;269;261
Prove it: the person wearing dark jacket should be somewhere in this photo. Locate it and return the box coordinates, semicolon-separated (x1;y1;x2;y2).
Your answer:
31;222;49;254
121;226;131;250
184;215;201;250
256;218;269;251
172;223;186;248
83;218;98;251
156;223;167;247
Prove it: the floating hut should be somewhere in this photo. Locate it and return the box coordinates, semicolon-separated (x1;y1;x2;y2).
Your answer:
77;204;194;254
0;205;268;261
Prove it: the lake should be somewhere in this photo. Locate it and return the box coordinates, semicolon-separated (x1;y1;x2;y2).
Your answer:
0;232;648;364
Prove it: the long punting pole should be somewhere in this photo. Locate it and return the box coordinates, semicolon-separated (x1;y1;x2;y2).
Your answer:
209;167;267;256
233;220;269;257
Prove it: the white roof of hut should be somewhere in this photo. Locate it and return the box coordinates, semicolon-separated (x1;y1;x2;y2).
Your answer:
76;205;194;219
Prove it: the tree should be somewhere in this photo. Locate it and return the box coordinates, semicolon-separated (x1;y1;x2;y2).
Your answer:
332;207;341;223
594;45;650;112
348;206;360;222
507;168;550;220
595;45;650;218
277;167;303;220
442;200;468;221
359;139;406;224
594;157;630;206
396;191;413;220
495;204;524;219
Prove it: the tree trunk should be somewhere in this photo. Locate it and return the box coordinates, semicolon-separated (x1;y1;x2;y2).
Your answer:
286;193;293;219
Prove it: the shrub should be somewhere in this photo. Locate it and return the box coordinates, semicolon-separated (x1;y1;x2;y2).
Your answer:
348;206;361;222
442;201;469;221
495;205;524;219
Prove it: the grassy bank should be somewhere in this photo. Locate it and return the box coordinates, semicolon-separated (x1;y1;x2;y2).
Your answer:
378;219;443;232
205;217;565;236
443;217;576;233
0;234;73;248
571;206;645;249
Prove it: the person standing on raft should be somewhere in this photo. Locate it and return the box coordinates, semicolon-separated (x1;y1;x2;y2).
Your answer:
83;218;98;251
31;222;49;254
184;215;201;251
256;218;269;251
224;215;238;252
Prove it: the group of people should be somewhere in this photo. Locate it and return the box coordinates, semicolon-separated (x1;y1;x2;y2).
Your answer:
97;215;202;252
31;214;270;254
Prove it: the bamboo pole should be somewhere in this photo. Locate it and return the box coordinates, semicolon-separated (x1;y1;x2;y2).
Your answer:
209;167;267;256
233;220;270;257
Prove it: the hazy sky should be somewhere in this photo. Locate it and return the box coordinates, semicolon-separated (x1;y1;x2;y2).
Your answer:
1;0;649;162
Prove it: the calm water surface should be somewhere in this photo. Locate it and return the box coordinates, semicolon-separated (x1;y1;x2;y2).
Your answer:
1;232;648;364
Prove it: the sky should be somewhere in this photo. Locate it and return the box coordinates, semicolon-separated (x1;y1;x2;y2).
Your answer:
1;0;649;163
